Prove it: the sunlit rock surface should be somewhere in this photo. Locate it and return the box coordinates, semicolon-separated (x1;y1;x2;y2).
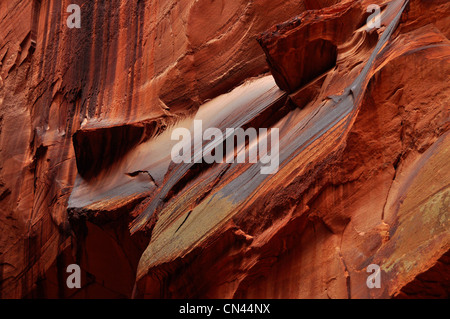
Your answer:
0;0;448;298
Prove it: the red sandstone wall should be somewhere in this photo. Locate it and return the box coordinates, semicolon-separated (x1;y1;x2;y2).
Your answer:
0;0;448;298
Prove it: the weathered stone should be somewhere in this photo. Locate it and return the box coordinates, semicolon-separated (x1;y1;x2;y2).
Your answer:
0;0;449;299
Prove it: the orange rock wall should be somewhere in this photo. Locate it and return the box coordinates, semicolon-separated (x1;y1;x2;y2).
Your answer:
0;0;448;298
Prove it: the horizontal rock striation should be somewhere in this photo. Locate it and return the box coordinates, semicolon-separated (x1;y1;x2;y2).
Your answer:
0;0;449;299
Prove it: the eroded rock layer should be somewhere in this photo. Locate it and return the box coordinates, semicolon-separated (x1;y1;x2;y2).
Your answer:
0;0;448;298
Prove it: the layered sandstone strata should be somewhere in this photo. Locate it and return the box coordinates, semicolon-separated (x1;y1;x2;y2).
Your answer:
0;0;448;298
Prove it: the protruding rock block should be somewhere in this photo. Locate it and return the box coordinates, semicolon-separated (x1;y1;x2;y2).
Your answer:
1;0;450;300
257;1;364;93
73;118;170;179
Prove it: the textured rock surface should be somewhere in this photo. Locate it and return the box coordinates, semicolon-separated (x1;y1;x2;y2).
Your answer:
0;0;449;299
257;0;363;92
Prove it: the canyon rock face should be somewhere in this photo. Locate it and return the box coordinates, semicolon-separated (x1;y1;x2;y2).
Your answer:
0;0;449;298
